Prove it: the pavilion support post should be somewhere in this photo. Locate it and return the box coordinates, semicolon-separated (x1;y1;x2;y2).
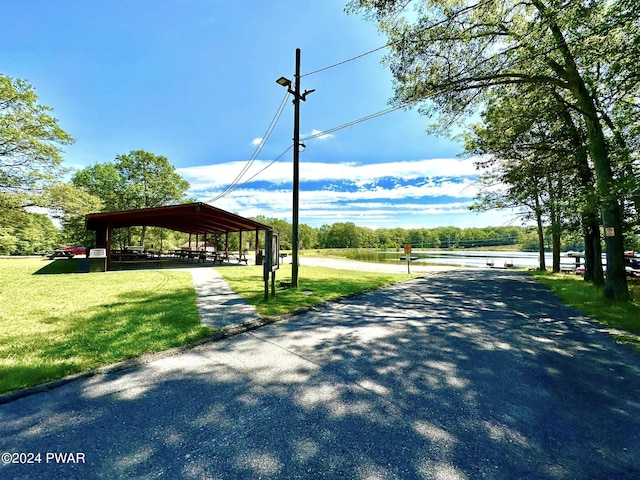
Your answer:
255;230;259;265
239;231;243;258
225;232;229;260
94;224;111;270
106;227;112;270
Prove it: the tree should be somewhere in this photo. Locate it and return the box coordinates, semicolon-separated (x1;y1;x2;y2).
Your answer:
72;163;126;212
0;208;59;255
1;75;74;212
299;223;318;250
72;150;190;246
348;0;634;299
114;150;190;210
465;85;600;275
324;222;362;248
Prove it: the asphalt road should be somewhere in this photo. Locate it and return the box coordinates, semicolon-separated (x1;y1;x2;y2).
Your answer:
1;269;639;479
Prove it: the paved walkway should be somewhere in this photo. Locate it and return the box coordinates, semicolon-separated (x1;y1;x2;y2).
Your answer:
189;267;258;328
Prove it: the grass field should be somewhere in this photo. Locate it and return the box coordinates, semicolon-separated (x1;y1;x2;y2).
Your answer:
531;271;640;351
215;263;419;317
0;258;418;394
0;258;210;394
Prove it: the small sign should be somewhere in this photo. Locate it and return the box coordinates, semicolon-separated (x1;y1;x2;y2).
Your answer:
404;244;412;254
270;232;280;271
605;227;615;237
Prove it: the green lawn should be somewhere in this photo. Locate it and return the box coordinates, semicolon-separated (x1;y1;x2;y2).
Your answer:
530;271;640;351
216;263;419;317
0;258;211;394
0;258;418;394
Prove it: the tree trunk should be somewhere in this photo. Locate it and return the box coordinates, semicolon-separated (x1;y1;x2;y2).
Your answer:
581;215;604;286
552;232;561;273
140;225;147;247
581;112;629;299
535;193;546;270
548;177;562;273
555;91;605;287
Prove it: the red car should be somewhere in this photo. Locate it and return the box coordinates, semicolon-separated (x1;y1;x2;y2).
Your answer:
48;246;87;259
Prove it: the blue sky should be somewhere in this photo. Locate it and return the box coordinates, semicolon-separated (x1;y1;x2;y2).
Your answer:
2;0;513;229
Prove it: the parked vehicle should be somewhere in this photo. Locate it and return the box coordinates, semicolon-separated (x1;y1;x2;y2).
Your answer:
47;246;87;259
625;251;640;278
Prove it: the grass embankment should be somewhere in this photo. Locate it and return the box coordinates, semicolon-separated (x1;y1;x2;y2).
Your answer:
0;258;210;394
216;263;419;317
531;271;640;351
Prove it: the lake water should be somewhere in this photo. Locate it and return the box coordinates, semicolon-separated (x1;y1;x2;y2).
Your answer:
375;250;584;269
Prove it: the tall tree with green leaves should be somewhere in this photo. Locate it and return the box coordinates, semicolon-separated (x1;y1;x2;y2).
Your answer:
114;150;190;210
0;74;74;211
0;75;104;253
465;84;605;282
348;0;635;299
72;150;190;246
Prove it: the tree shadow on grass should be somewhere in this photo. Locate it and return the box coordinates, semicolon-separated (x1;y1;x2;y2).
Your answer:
1;270;639;479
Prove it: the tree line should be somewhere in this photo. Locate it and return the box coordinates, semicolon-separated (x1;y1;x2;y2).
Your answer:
247;218;577;253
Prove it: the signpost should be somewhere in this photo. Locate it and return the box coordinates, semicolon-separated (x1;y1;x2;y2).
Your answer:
404;244;412;274
264;231;280;300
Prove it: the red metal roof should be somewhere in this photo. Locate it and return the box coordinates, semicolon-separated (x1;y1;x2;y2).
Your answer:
85;202;271;234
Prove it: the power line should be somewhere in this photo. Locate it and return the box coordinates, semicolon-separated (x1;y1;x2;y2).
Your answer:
210;102;415;201
206;91;290;203
301;43;390;78
209;2;607;203
208;145;293;200
301;103;411;141
301;0;592;82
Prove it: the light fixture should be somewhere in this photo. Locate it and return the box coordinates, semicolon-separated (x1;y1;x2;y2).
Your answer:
276;77;291;87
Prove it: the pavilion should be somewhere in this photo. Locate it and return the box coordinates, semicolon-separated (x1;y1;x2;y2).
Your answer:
85;202;272;270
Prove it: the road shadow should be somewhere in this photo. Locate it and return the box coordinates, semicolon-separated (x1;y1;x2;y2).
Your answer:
1;270;639;479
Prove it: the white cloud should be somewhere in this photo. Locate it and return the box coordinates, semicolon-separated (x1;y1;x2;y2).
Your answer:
251;137;263;146
178;156;481;191
175;156;501;228
305;129;334;141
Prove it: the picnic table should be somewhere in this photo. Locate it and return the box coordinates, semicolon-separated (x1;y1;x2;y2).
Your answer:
111;250;164;267
206;252;248;265
48;250;75;260
230;252;249;264
167;249;206;261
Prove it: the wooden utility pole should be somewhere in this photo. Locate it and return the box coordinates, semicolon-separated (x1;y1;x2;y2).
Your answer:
292;48;301;289
277;48;314;289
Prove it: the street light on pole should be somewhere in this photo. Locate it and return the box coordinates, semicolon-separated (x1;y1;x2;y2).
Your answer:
276;48;314;289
